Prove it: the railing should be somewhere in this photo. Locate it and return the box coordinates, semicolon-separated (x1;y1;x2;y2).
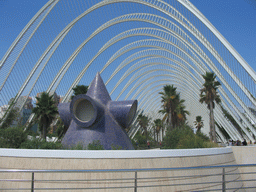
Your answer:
0;164;255;191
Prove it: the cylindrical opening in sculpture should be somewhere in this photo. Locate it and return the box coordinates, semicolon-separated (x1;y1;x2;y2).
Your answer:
73;98;94;122
108;100;138;128
126;100;137;127
70;94;101;128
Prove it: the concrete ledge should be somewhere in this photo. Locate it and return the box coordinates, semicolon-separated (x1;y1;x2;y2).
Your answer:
0;147;248;191
0;147;232;159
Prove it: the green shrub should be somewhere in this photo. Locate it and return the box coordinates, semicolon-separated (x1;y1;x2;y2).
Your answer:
131;131;155;149
70;142;85;150
0;126;27;148
202;141;219;148
196;131;210;141
162;126;193;149
87;140;104;150
177;134;205;149
111;144;123;150
39;140;62;149
20;138;62;149
162;125;218;149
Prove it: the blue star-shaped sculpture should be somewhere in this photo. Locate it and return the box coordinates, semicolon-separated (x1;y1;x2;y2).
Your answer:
58;72;137;150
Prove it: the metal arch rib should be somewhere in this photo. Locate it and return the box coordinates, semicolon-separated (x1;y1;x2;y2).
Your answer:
124;62;200;100
118;61;201;100
130;69;199;101
98;13;208;73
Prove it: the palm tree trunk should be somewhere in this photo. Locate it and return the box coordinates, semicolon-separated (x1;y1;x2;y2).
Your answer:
162;126;165;139
168;112;172;131
154;129;156;141
43;117;49;140
145;128;148;145
209;101;217;142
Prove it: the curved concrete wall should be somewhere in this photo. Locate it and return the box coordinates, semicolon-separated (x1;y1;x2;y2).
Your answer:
0;147;245;191
232;146;256;191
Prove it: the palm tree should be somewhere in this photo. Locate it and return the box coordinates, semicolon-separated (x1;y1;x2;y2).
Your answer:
137;113;150;144
194;116;204;133
199;72;221;142
154;119;162;143
172;94;190;127
33;92;58;140
159;85;178;131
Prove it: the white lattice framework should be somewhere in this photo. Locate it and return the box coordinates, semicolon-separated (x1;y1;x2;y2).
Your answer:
0;0;255;141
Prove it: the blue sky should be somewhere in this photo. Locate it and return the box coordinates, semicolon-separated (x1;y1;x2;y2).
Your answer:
1;0;255;72
189;0;256;72
0;0;255;106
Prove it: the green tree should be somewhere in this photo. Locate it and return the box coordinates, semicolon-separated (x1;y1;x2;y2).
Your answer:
137;113;150;144
72;85;88;99
33;92;58;140
199;72;221;143
194;116;204;134
159;85;178;130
